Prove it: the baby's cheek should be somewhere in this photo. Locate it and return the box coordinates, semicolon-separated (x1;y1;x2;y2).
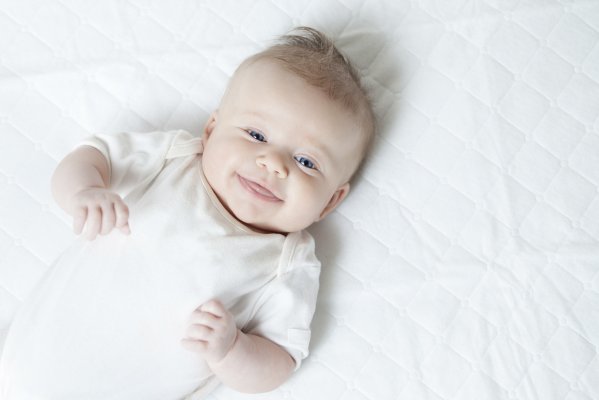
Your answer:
286;197;324;230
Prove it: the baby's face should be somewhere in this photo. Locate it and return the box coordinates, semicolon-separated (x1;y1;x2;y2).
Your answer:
201;60;363;233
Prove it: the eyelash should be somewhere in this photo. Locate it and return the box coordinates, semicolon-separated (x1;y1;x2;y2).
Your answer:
294;156;316;170
247;129;266;142
245;129;319;171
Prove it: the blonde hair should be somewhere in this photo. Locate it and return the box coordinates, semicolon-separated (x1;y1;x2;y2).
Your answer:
238;27;375;172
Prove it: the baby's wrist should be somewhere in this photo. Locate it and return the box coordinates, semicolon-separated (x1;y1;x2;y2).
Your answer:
208;328;240;368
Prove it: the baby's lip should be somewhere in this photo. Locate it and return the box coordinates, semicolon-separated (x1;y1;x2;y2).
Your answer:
237;175;283;202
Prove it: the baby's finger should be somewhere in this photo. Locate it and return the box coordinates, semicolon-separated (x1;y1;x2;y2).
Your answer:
181;338;207;353
119;223;131;235
72;207;88;235
84;206;102;240
190;310;220;329
100;203;116;235
114;201;130;234
200;299;226;318
186;324;213;341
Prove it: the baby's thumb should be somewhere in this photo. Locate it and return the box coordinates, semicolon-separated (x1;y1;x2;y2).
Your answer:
119;223;131;235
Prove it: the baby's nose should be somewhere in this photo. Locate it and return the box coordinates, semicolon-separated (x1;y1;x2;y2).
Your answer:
256;153;288;178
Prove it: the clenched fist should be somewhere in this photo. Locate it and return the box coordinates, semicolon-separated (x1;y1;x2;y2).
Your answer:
181;299;238;365
67;187;130;240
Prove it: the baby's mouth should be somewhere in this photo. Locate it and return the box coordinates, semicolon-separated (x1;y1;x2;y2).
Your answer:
237;175;282;202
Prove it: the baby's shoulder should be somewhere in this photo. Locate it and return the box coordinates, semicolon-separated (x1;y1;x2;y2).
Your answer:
278;230;320;276
165;130;203;159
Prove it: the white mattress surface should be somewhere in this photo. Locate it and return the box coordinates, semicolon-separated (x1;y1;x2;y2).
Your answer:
1;0;599;399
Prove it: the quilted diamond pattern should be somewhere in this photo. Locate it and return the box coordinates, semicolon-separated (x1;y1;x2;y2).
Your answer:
1;1;598;399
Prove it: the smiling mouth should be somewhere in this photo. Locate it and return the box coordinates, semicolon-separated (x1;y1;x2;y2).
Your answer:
237;175;282;202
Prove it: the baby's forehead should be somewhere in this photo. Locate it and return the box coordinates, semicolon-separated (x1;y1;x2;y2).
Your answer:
229;59;359;117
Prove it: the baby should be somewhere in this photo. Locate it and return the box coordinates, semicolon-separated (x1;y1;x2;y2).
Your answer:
0;27;375;399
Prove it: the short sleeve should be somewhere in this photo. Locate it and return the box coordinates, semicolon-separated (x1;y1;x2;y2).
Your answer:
244;231;321;370
77;130;193;197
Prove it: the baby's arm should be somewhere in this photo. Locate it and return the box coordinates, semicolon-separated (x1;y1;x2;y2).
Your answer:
182;299;295;393
51;146;130;240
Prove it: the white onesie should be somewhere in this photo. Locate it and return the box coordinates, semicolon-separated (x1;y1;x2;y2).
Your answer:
0;130;321;400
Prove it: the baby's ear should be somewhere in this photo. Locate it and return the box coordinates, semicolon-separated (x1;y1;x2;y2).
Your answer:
317;183;350;221
202;111;218;142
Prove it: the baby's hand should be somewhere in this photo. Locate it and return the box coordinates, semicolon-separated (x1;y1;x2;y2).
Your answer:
181;299;238;365
68;187;130;240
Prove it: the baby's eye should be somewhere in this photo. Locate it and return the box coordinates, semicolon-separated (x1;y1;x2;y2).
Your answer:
294;156;317;170
247;129;266;142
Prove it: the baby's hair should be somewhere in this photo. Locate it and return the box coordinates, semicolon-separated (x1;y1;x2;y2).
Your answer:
240;27;376;172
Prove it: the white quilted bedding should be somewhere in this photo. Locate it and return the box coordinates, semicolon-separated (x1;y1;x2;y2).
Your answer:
1;0;598;399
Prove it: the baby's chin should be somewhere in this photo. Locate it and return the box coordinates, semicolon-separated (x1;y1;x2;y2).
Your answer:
247;222;288;235
218;196;287;234
236;212;307;235
235;211;289;234
216;188;314;234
